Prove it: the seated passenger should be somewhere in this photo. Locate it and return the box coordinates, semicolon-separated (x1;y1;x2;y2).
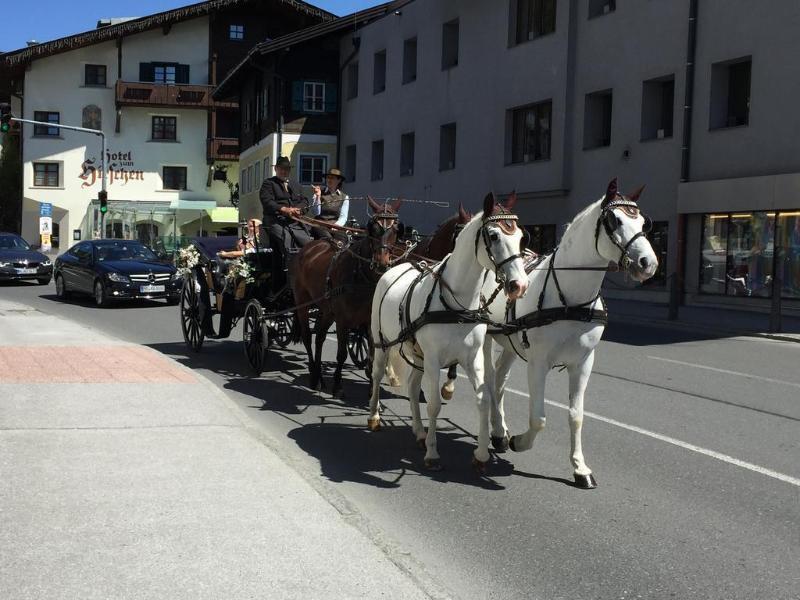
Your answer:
217;219;263;260
308;168;350;240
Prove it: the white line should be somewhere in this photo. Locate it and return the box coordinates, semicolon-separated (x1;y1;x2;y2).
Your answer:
501;385;800;488
648;356;800;390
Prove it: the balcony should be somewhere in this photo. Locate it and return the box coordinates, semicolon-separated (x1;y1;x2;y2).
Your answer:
208;137;239;161
115;80;238;110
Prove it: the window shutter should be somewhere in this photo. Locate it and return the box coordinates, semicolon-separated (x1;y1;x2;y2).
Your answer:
291;81;304;112
139;62;154;82
324;83;337;113
176;64;190;84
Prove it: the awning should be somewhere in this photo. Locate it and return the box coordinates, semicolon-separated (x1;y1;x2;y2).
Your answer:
169;199;218;211
207;207;240;224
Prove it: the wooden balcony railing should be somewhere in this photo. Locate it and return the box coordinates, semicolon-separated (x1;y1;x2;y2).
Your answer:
116;80;238;110
208;137;239;161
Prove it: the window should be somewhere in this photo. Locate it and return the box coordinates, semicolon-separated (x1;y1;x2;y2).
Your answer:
400;132;415;176
583;89;613;149
403;37;418;84
152;116;177;141
263;157;271;182
299;155;327;185
347;62;359;99
254;161;261;187
82;105;102;130
710;57;751;129
701;212;777;297
33;111;59;137
303;82;325;112
642;221;668;287
155;65;176;84
442;19;459;69
371;140;384;181
33;163;59;187
641;76;674;140
260;84;270;121
345;145;357;183
522;224;556;255
373;50;386;94
229;24;244;40
243;100;251;132
510;100;552;163
140;62;189;84
84;64;107;86
439;123;457;171
588;0;616;19
513;0;556;44
162;166;187;190
248;165;254;192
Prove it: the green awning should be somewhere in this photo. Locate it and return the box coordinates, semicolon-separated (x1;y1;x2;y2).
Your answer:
207;207;240;224
169;199;217;211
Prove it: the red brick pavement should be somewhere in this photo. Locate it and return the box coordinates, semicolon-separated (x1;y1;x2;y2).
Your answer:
0;346;197;384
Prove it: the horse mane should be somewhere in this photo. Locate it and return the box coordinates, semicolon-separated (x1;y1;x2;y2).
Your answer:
558;197;603;248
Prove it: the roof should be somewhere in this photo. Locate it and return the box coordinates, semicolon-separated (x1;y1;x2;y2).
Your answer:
214;0;414;98
0;0;335;67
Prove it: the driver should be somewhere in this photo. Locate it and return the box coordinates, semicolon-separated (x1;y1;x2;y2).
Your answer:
259;156;312;255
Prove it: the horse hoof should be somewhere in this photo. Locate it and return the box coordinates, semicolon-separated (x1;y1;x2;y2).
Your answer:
574;473;598;489
367;417;382;432
471;455;488;474
509;435;519;452
491;435;510;453
440;386;453;401
416;438;426;450
424;458;442;471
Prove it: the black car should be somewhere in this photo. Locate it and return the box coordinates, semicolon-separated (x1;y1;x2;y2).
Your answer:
0;232;53;284
54;239;181;307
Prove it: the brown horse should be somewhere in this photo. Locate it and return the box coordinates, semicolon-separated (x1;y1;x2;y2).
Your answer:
292;198;401;397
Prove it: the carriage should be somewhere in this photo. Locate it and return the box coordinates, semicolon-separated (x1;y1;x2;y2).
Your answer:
177;226;371;373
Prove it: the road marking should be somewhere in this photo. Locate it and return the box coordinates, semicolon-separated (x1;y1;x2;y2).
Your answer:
648;355;800;390
501;384;800;487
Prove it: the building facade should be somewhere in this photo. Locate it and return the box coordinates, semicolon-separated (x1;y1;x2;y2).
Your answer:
336;0;800;311
0;0;330;251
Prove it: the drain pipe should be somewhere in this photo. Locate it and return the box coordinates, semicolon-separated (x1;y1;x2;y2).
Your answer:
669;0;698;320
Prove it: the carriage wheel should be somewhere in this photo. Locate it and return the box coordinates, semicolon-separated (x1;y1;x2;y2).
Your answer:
272;314;293;348
347;330;370;369
180;275;205;352
243;299;269;374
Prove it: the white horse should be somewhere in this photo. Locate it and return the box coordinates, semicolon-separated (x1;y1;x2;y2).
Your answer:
484;179;658;488
368;193;528;471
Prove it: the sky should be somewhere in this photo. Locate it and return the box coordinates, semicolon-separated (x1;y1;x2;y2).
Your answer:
0;0;377;52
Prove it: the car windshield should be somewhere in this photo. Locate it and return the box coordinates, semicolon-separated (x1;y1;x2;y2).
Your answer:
0;235;31;251
95;242;158;262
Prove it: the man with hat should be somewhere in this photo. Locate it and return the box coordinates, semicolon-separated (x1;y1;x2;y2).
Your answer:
259;156;313;255
309;167;350;239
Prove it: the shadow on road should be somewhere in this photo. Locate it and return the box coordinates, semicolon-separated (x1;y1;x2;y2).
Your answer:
603;321;729;346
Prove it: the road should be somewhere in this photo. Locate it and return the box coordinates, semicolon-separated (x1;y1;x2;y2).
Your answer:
2;280;798;600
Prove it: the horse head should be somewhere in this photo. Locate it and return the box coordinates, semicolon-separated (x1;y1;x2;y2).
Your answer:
478;191;528;301
366;196;401;269
596;178;658;282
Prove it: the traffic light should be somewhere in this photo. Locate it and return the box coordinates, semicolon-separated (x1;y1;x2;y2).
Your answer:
98;189;108;214
0;103;12;133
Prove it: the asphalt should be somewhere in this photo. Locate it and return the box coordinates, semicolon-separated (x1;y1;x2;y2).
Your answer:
0;297;442;600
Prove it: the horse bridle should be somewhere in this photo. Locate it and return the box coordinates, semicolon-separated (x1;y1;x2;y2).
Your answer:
368;210;399;271
475;210;525;284
594;195;652;270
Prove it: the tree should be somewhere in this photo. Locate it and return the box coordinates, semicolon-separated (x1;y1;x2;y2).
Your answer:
0;132;22;233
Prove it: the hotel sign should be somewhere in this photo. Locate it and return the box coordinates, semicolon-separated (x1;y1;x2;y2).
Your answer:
79;150;145;188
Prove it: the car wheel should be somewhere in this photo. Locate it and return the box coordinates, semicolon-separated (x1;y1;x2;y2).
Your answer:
38;277;52;286
55;274;70;299
94;280;109;308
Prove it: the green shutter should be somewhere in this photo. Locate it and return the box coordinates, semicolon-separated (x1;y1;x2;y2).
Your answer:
176;64;190;84
291;81;304;112
139;63;154;82
324;83;338;113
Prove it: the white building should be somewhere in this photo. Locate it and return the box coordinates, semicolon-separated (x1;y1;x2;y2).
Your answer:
0;0;330;251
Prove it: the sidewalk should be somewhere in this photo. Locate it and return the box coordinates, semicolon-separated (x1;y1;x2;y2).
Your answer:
605;297;800;343
0;298;442;600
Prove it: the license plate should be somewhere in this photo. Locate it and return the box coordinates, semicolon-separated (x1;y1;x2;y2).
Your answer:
140;284;165;293
16;268;37;274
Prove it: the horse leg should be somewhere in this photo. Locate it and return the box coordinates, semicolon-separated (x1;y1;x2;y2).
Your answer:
440;364;457;401
407;366;425;449
490;345;516;452
464;346;492;473
312;314;333;391
509;359;548;453
331;323;348;398
367;345;389;431
385;348;403;387
297;306;314;377
568;351;597;489
421;357;443;470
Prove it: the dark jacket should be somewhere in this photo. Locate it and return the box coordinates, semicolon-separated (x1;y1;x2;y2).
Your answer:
259;176;306;224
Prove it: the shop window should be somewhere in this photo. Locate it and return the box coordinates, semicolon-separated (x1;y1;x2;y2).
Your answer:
400;132;415;176
371;140;384;181
642;221;668;287
777;212;800;299
584;90;612;149
510;100;552;163
710;57;751;129
442;19;459;70
589;0;616;19
299;155;327;185
403;37;418;84
345;145;357;183
512;0;556;45
373;50;386;95
439;123;457;171
641;76;674;140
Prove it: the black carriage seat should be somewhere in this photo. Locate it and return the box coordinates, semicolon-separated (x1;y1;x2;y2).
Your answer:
191;236;240;291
